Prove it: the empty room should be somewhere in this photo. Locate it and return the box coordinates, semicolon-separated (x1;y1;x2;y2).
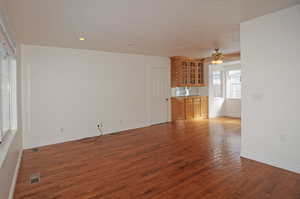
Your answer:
1;0;300;198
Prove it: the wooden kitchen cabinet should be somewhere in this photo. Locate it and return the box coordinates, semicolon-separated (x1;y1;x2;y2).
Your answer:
171;96;208;121
200;96;208;118
196;96;208;119
171;56;205;88
171;97;186;121
193;97;202;119
185;97;194;120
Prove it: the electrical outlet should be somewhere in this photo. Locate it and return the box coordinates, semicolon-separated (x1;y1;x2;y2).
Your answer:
96;121;104;136
97;121;103;128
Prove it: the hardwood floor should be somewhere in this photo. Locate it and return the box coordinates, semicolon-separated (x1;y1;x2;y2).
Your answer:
14;118;300;199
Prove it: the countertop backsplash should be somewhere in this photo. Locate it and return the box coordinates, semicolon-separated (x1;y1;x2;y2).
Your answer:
171;87;208;97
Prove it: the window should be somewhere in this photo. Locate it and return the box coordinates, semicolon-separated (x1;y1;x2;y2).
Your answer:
0;41;17;144
212;70;223;98
226;70;241;99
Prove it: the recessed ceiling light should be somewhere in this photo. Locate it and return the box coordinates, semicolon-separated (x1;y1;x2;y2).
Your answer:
79;37;86;41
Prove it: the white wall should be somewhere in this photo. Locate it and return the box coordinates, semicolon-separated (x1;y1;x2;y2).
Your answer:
21;45;170;149
0;0;23;198
241;4;300;173
223;99;241;118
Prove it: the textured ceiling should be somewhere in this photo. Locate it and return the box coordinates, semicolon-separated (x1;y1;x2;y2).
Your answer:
5;0;300;57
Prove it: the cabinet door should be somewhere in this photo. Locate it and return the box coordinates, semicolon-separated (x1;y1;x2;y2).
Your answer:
192;97;209;119
171;59;182;87
190;62;196;85
200;96;208;118
182;61;188;86
171;57;205;87
171;60;177;87
187;61;203;87
196;62;204;86
171;59;190;87
193;97;202;120
171;98;186;121
185;97;194;120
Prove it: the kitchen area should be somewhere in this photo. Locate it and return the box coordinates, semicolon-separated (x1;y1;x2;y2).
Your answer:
170;56;209;121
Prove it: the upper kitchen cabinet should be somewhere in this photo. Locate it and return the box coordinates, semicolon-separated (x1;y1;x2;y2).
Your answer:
171;56;205;88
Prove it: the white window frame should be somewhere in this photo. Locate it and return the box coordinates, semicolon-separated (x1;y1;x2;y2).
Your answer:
0;20;17;145
0;50;17;144
226;69;241;100
0;16;18;167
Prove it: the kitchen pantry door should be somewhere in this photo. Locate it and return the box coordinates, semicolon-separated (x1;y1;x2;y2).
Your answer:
150;67;169;125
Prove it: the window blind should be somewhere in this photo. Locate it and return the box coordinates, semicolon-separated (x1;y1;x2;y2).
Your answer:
226;70;241;99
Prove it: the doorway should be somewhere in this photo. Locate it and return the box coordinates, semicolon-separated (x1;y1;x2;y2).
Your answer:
209;61;241;118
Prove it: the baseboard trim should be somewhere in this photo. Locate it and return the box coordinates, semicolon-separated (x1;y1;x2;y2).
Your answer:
24;122;153;149
241;154;300;175
8;150;23;199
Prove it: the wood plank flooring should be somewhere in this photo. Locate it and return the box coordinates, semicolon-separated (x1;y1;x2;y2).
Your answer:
14;118;300;199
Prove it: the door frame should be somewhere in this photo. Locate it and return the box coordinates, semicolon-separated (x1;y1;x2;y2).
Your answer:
208;61;241;118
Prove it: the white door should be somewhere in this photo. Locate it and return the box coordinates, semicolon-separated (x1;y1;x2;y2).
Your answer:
150;67;169;125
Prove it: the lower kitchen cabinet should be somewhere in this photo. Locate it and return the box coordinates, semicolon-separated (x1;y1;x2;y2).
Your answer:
185;97;194;120
171;97;186;121
171;96;208;121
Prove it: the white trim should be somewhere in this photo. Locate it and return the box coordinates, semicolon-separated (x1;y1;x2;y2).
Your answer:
222;60;240;66
8;150;22;199
241;153;300;175
226;98;241;100
0;130;16;167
